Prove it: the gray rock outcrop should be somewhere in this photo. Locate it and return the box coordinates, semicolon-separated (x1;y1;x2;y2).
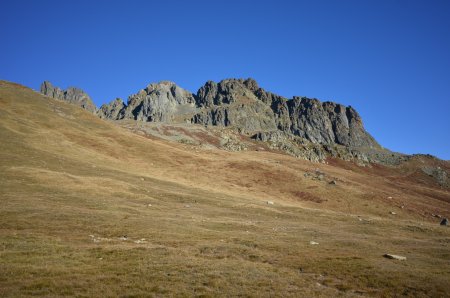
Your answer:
193;79;279;133
422;166;448;187
97;98;126;120
121;81;196;122
41;77;390;164
192;78;379;149
40;81;96;113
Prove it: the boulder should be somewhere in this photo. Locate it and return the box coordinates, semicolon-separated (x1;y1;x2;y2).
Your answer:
384;254;406;260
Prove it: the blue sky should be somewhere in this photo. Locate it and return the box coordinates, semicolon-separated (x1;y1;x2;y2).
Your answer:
1;0;449;159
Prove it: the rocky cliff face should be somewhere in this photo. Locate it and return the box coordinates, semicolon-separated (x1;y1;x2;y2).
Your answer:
191;78;379;149
97;98;126;120
98;81;196;123
40;81;97;113
121;81;196;122
287;97;378;147
41;78;383;163
192;79;279;133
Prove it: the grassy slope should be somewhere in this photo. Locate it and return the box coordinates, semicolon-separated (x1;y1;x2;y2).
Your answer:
0;81;449;297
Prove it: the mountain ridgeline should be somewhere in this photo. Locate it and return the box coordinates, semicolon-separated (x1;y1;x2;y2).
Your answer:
40;81;97;113
40;78;395;164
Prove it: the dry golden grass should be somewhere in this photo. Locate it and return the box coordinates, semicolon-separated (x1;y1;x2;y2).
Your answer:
0;80;449;297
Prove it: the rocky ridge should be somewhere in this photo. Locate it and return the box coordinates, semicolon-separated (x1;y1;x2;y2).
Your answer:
40;81;97;113
119;81;196;122
39;79;421;166
97;98;126;120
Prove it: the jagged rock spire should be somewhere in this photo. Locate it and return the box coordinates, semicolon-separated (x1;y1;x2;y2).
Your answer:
40;81;96;113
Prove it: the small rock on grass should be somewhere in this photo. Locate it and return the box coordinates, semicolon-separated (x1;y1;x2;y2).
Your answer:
384;254;406;260
309;241;319;245
440;218;448;226
267;201;274;205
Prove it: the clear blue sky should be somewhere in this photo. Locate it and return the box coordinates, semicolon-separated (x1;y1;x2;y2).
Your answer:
1;0;449;159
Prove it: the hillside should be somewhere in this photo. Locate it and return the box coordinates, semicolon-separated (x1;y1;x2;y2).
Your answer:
1;80;449;297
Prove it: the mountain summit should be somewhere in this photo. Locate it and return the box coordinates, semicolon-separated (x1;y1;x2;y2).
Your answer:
95;78;379;148
40;79;406;165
